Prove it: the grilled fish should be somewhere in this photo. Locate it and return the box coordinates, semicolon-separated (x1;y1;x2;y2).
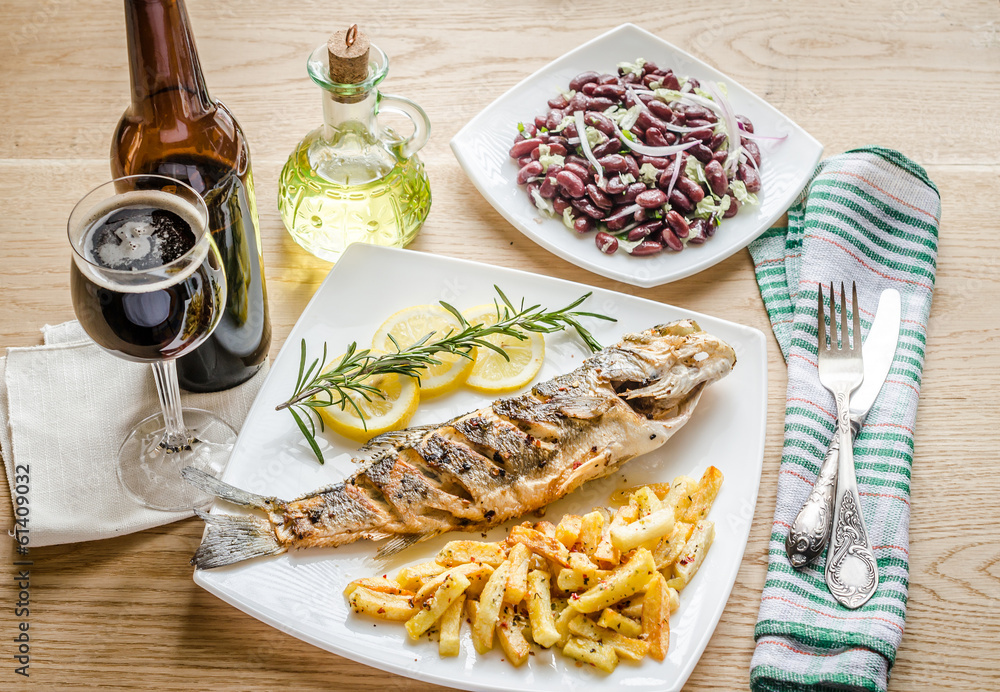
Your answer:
186;320;736;569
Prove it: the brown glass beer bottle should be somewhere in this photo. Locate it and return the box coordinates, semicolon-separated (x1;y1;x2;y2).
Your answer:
112;0;271;392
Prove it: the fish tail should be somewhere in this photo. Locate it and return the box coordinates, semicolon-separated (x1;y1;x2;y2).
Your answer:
190;509;286;569
182;466;274;510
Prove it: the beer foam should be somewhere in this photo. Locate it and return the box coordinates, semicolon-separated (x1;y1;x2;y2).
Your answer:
74;189;211;293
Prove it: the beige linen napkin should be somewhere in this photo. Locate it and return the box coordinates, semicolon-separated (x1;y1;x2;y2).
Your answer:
1;321;267;547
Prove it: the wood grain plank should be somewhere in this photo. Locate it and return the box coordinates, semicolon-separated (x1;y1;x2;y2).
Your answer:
1;1;999;690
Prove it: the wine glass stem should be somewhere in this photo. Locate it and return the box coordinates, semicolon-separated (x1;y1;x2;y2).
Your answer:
151;360;189;452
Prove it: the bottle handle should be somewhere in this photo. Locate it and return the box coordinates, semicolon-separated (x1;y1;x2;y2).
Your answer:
376;93;431;160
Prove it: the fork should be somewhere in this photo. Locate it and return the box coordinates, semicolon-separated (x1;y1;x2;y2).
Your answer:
817;282;879;609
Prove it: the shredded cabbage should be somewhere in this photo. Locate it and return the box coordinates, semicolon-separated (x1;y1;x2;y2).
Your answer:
617;58;646;76
584;126;606;148
730;180;759;206
557;86;576;100
618;172;637;185
694;87;714;101
639;163;659;185
536;144;565;173
685;157;708;188
615;235;646;253
530;187;555;215
619;104;642;131
693;194;731;219
552;116;574;133
562;207;576;230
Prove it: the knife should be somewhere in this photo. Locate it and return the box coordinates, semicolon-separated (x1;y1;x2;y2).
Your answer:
785;288;901;568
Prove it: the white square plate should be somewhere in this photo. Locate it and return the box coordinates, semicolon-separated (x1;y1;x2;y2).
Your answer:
450;23;823;287
194;243;768;692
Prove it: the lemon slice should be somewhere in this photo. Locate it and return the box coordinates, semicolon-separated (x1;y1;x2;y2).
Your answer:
317;367;419;443
372;305;474;398
462;304;545;393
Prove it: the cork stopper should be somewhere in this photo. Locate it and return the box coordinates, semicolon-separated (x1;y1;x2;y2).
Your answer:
327;24;370;84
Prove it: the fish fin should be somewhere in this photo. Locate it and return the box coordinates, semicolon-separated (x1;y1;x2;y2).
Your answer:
190;509;285;569
353;423;441;464
373;533;430;560
181;466;277;510
552;395;613;420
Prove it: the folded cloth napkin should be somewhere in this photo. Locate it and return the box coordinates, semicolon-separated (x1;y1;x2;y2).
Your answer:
747;147;940;692
1;321;267;547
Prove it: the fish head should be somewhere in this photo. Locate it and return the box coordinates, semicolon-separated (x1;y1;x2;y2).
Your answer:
589;319;737;421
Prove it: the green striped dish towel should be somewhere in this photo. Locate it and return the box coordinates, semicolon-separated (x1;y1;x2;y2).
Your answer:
748;147;940;692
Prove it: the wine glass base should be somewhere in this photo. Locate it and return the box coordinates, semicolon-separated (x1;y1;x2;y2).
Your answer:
117;408;237;512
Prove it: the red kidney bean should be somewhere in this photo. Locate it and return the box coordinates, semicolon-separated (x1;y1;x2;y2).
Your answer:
644;127;670;148
593;84;626;99
605;205;635;230
571;198;605;219
568;92;589;112
539;174;558;199
665;210;690;238
548;142;568;157
633;208;648;223
636;110;669;132
553;196;570;215
683;105;712;121
570;71;601;91
623;182;647;203
624;155;640;178
587;96;616;111
630;125;646;140
708;132;727;151
704;159;728;197
642;61;660;75
636;188;668;208
640;155;670;169
598;73;619;85
669;188;694;213
545;109;564;130
545;163;563;176
605;176;627;195
597;154;628;172
689;142;714;164
574;216;595;233
661;73;681;90
586;184;613;209
517;155;532;168
595;232;619;254
676;176;706;203
510;138;542;158
591;139;621;158
742;139;761;166
556;170;586;198
589;130;611;149
724;194;740;218
682;127;713;143
739;163;762;192
563;122;578;138
563;162;591;181
685;118;712;129
517;161;543;185
627;220;664;242
636;91;656;104
581;82;598;96
737;115;754;133
686;77;701;89
712;150;728;165
584;111;615;135
642;73;661;88
661;228;684;251
687;218;709;244
565;154;590;168
621;71;640;83
547;95;569;109
630;239;664;256
705;217;719;237
526;181;541;200
534;115;547;130
646;100;673;121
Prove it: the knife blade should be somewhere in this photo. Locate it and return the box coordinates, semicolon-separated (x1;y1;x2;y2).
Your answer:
850;288;901;418
785;287;902;568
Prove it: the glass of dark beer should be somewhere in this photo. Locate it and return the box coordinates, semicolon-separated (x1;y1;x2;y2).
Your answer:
69;175;237;511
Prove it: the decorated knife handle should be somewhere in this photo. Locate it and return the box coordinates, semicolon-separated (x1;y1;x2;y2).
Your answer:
785;416;862;568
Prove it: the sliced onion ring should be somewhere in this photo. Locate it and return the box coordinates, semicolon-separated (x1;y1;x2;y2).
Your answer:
574;110;604;183
737;123;788;142
611;117;699;157
666;150;683;200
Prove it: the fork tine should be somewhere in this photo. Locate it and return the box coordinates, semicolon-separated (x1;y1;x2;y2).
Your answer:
840;282;850;352
829;281;837;350
852;282;862;353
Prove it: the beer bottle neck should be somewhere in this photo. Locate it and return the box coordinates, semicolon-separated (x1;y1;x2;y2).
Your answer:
125;0;213;117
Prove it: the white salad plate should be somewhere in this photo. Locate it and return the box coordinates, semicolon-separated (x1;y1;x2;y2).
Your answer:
450;23;823;288
194;243;768;692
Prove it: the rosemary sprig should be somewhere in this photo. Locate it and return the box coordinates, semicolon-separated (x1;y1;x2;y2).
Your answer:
276;286;615;463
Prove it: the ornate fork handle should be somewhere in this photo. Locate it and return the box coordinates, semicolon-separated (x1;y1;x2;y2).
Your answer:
825;391;879;609
786;416;863;568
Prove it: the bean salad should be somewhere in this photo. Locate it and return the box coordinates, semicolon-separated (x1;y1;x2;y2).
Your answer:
510;58;765;257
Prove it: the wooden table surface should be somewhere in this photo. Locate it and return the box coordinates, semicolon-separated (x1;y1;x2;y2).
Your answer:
2;0;998;689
